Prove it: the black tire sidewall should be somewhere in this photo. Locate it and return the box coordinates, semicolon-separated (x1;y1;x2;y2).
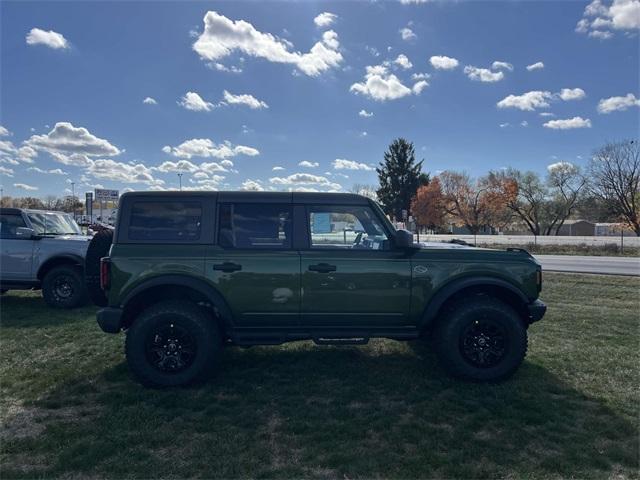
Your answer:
125;302;221;388
42;266;87;309
435;299;527;382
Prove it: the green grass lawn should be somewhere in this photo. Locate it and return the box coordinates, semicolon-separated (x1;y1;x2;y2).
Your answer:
1;273;639;479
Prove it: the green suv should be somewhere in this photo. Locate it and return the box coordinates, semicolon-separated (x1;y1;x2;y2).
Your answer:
95;191;546;387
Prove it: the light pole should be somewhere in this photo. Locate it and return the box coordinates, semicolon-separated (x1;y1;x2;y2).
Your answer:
177;173;183;191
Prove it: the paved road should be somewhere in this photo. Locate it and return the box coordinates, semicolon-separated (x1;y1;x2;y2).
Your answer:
534;255;640;276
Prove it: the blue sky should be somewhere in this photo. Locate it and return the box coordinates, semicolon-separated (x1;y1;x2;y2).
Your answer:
1;0;638;197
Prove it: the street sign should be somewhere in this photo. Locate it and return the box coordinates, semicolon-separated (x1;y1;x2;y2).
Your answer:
95;188;119;201
85;192;93;217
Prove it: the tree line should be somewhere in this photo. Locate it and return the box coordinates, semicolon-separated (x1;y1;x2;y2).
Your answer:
367;138;639;236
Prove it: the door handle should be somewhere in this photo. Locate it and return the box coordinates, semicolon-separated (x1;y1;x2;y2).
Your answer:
308;263;337;273
213;262;242;273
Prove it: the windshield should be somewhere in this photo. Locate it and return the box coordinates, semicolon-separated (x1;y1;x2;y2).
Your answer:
27;212;82;235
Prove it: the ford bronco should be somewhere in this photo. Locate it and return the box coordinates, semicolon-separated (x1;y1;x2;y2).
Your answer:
94;191;546;387
0;208;91;308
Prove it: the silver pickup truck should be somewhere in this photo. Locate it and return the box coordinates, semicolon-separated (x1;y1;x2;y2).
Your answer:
0;208;91;308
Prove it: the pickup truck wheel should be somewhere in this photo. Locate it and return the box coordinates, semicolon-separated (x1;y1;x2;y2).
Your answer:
125;300;222;388
42;266;88;309
433;297;527;382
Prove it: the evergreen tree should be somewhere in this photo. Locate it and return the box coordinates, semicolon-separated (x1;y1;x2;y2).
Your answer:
376;138;424;220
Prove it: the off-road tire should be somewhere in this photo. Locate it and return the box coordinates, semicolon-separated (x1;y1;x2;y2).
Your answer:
433;297;527;382
85;230;113;306
42;265;88;309
125;300;223;388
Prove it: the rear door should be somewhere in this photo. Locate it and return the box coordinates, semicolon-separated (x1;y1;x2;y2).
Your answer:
205;197;300;327
300;204;412;327
0;212;35;282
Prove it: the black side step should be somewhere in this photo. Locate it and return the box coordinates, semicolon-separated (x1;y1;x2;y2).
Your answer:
313;337;369;346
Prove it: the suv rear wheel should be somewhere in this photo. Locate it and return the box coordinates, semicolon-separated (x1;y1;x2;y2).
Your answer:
433;297;527;382
42;265;88;309
125;300;223;387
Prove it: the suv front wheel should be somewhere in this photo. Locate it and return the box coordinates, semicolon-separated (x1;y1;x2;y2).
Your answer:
433;297;527;382
42;265;88;309
125;300;223;387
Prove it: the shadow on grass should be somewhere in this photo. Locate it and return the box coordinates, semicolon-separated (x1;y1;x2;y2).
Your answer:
3;341;637;478
0;293;96;329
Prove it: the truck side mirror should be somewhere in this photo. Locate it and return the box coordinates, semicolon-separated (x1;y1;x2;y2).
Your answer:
15;227;36;239
394;229;416;249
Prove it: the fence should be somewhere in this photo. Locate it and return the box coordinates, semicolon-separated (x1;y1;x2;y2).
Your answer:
417;234;640;248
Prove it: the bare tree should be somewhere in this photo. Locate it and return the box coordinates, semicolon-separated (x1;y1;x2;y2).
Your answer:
546;162;587;235
351;183;378;201
588;140;640;236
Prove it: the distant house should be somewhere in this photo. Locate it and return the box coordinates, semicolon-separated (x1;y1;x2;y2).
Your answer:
594;223;636;237
556;220;596;236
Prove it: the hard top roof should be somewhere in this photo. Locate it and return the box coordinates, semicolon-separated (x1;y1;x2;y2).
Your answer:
120;190;373;205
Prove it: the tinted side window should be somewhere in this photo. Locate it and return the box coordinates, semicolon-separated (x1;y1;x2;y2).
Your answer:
129;202;202;241
0;214;27;239
218;203;292;249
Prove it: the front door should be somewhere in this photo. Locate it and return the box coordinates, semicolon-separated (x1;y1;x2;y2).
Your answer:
300;205;412;327
206;202;300;327
0;212;35;282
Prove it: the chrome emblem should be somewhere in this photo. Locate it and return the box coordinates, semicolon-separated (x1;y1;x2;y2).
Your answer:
413;265;429;275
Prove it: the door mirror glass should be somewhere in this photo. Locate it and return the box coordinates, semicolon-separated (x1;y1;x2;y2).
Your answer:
393;229;415;249
15;227;36;239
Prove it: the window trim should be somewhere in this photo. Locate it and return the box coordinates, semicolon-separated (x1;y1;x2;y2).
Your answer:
216;202;295;251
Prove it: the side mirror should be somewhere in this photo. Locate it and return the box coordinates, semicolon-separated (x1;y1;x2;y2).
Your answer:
393;229;416;249
15;227;36;239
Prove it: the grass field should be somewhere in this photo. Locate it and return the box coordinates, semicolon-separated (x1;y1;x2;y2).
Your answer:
1;273;639;479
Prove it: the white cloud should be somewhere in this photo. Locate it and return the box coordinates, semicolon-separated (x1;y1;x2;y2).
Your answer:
269;172;341;191
358;109;374;117
0;141;37;165
27;167;68;175
492;61;513;71
0;126;10;137
25;122;121;157
143;97;158;105
597;93;640;113
499;123;510;128
350;64;413;101
393;54;413;69
0;166;14;177
589;29;614;38
399;0;429;4
539;112;555;117
559;88;586;101
411;72;430;81
520;120;529;127
412;80;429;94
429;55;459;70
543;116;592;129
86;159;164;186
400;27;417;41
333;158;373;171
14;183;39;191
164;138;259;159
192;11;343;76
210;62;243;73
272;166;285;171
576;0;640;39
547;161;576;173
314;12;337;28
222;90;268;109
526;61;545;71
464;65;504;82
154;160;200;173
178;91;215;112
497;91;553;111
25;28;69;49
298;160;319;168
240;179;265;191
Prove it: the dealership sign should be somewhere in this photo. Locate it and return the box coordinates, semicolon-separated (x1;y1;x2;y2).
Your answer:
95;189;119;201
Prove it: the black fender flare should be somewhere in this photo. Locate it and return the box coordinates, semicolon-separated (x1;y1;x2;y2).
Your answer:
37;254;85;280
420;275;529;328
121;274;235;331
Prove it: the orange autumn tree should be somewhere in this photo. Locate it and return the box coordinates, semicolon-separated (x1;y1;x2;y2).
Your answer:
439;171;511;234
411;177;446;231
